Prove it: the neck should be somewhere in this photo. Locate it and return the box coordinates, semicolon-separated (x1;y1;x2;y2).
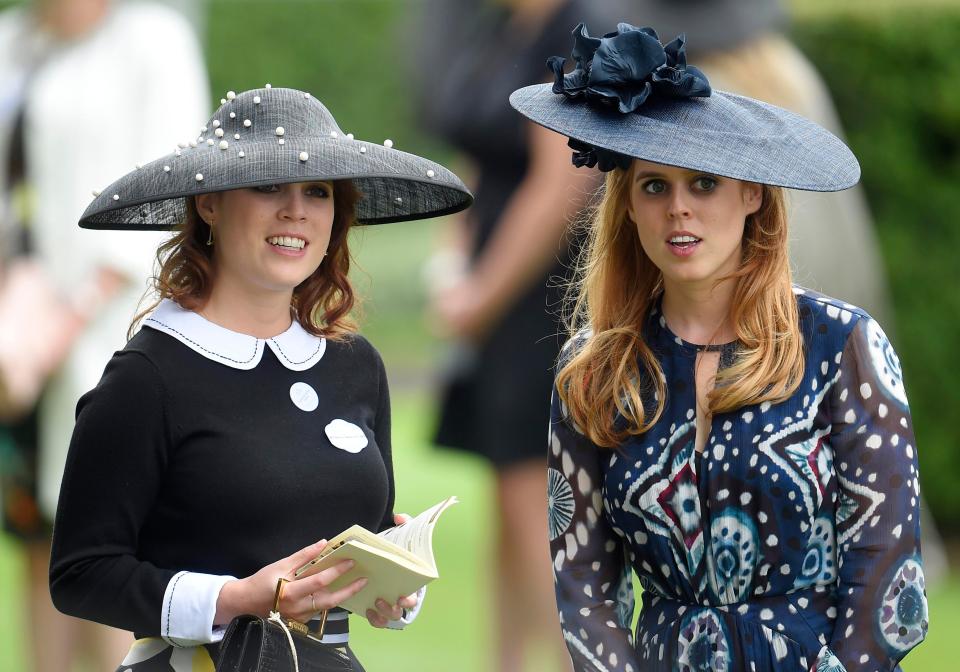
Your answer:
661;275;738;346
200;277;295;339
34;0;110;40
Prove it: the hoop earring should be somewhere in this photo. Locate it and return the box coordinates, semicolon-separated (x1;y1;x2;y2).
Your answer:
206;224;214;246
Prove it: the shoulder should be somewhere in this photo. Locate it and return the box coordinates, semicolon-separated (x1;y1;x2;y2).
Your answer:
323;332;387;378
558;327;593;369
793;285;879;342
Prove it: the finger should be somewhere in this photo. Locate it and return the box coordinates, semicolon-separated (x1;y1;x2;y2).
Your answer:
283;539;329;575
376;598;402;621
366;608;388;628
397;594;418;610
316;577;368;611
308;559;356;589
393;512;411;525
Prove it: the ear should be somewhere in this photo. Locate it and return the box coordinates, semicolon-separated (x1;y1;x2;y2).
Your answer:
195;192;220;225
742;182;763;215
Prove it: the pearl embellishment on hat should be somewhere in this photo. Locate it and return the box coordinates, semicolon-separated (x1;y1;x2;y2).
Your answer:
227;91;236;100
275;126;285;137
175;149;182;156
189;140;198;148
234;133;240;140
195;173;203;181
299;151;309;161
278;139;285;145
253;96;261;105
303;92;310;99
243;119;252;127
135;164;142;169
113;194;120;200
360;146;367;154
201;126;207;132
238;151;245;158
384;139;394;148
212;120;221;128
330;131;338;138
220;98;226;105
396;197;403;203
219;140;229;150
163;165;171;172
229;112;236;119
427;170;436;178
206;139;214;146
265;83;272;89
92;190;100;197
346;133;354;140
215;128;224;137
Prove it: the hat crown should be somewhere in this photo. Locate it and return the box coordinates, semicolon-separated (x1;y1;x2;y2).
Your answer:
200;88;344;145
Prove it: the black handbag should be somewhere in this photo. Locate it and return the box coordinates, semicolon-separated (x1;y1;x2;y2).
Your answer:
215;579;355;672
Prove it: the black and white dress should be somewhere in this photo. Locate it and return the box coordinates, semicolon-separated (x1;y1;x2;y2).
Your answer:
50;299;420;671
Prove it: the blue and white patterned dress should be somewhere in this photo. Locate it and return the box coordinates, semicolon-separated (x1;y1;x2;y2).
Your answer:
548;288;928;672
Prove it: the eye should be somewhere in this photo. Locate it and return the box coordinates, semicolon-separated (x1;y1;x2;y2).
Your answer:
693;176;717;192
306;184;332;198
642;179;667;195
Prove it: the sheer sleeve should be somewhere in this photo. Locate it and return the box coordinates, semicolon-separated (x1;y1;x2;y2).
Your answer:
549;387;639;672
825;317;928;670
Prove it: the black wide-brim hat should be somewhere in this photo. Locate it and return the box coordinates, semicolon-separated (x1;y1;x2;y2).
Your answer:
509;23;860;192
81;87;473;229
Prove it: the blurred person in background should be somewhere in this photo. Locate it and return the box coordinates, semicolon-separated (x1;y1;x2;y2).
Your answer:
616;0;946;585
0;0;208;668
414;1;618;669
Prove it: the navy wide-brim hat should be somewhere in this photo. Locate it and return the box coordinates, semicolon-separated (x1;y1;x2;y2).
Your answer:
81;86;473;229
509;23;860;192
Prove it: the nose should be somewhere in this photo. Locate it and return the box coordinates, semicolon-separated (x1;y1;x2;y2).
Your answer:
667;188;692;220
278;186;307;222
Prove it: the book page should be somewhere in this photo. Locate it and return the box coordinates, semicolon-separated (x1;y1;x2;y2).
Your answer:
378;496;458;572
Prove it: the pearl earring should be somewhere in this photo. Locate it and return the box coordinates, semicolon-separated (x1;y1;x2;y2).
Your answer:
207;224;214;246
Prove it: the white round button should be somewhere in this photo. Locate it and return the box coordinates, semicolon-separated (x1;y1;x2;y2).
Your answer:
289;382;319;412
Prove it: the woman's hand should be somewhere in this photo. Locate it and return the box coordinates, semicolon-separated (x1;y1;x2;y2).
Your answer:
365;593;419;628
215;539;368;625
365;513;418;628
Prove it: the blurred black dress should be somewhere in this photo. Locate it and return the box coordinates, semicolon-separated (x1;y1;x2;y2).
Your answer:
418;0;614;467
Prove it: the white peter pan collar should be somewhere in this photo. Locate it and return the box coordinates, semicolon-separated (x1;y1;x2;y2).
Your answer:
144;298;326;371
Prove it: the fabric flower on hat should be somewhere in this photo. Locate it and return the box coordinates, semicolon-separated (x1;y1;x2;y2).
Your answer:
547;23;711;115
568;138;631;172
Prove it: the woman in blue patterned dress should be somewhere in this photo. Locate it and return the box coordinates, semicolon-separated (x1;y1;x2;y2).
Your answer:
509;22;928;672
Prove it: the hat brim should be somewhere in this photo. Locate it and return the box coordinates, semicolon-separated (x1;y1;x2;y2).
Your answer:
509;84;860;192
80;136;473;229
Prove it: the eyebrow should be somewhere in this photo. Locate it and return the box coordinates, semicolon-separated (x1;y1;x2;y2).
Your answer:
634;170;717;182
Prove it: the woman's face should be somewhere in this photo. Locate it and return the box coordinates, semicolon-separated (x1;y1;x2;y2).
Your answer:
626;159;762;287
196;181;335;295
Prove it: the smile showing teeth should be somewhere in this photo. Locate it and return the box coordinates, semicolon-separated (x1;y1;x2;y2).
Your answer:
267;235;306;250
669;235;701;245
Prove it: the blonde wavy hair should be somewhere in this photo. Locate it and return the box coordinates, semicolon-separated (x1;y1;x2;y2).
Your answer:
556;164;804;448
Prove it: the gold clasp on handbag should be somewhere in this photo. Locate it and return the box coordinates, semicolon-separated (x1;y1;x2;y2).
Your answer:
274;577;328;638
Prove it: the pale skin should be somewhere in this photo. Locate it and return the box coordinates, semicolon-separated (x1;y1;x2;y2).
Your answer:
626;159;762;454
195;182;416;627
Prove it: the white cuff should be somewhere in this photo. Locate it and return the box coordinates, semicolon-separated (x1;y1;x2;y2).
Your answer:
386;586;426;630
161;571;238;646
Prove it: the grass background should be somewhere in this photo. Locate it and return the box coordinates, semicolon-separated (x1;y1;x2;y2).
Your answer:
1;0;958;669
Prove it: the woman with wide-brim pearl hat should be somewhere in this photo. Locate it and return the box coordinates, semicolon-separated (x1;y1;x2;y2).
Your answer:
514;22;927;672
50;86;472;671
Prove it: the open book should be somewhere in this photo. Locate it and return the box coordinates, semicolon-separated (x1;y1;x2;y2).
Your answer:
294;496;458;616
